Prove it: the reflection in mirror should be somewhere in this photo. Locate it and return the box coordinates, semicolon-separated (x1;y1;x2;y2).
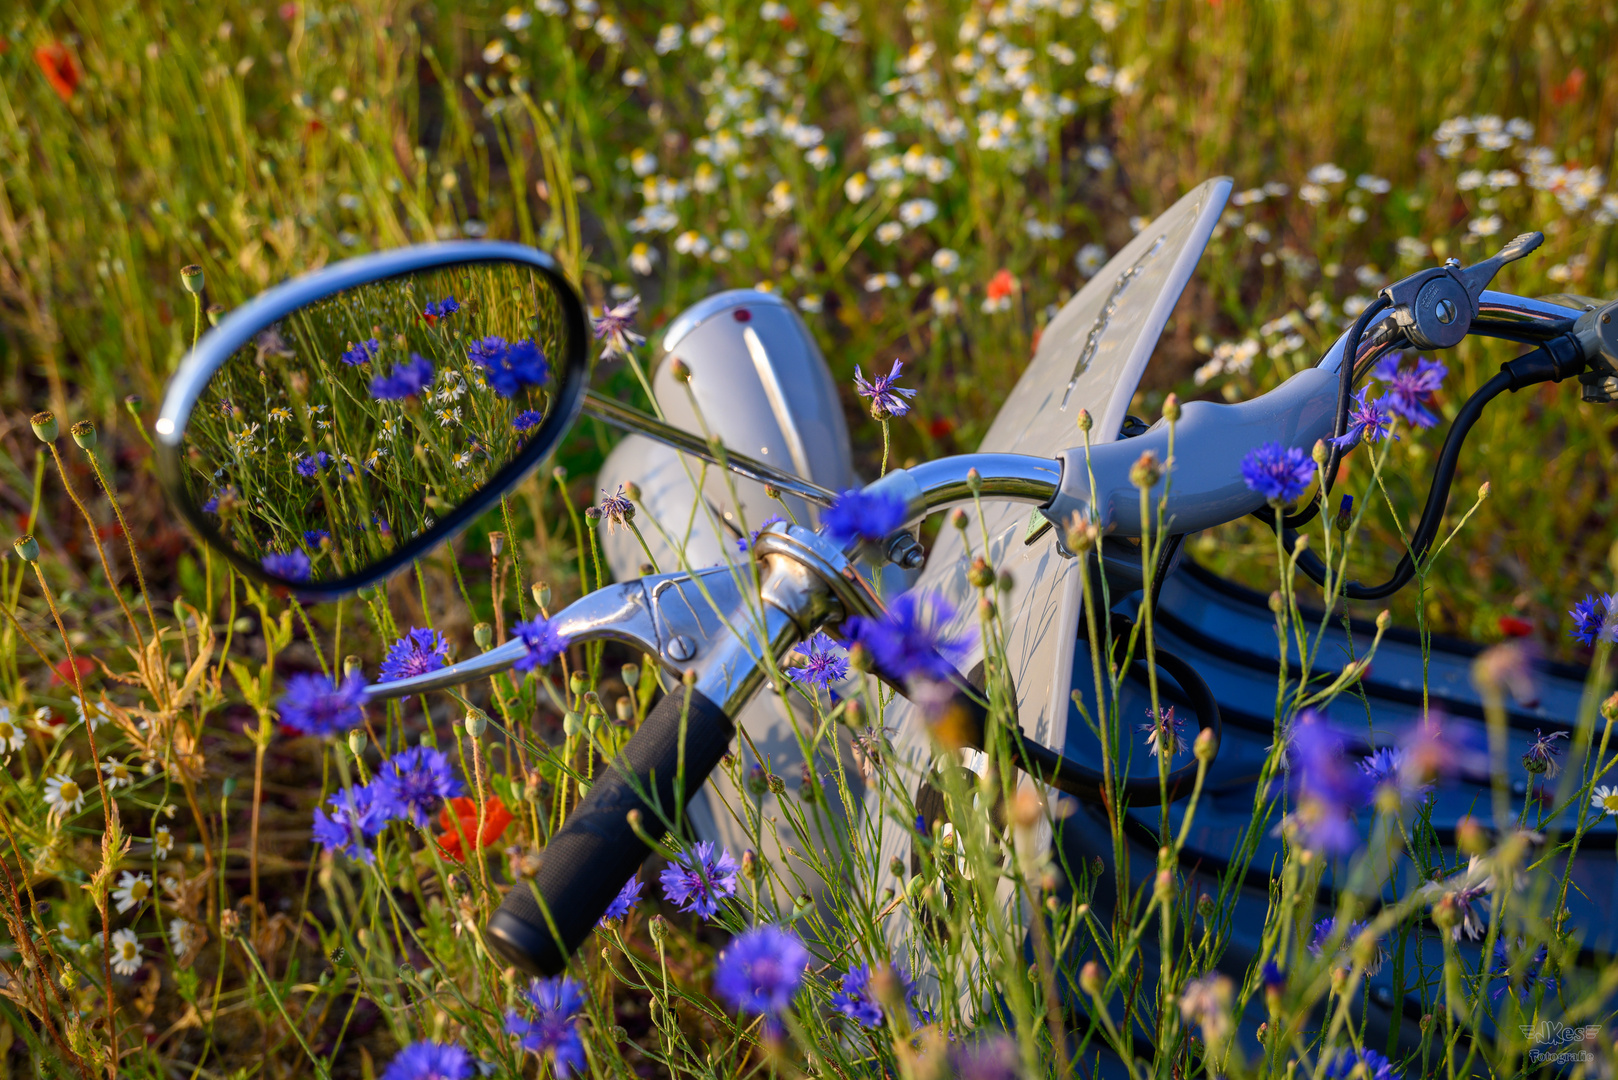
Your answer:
178;261;569;584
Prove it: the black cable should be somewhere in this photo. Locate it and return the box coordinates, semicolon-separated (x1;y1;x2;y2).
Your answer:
1273;335;1586;600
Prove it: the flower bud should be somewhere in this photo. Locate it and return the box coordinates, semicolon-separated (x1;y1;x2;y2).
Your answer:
669;357;692;382
766;772;786;796
1154;868;1174;901
488;531;505;556
951;508;969;531
1335;493;1354;532
206;303;226;326
465;710;488;739
648;913;668;943
966;467;982;494
1432;894;1458;932
1011;787;1042;828
552;465;568;483
1162;393;1180;423
60;968;78;991
1456;815;1488;856
13;535;39;562
621;662;640;688
1076;409;1093;433
997;570;1014;593
1079;960;1104;996
1194;727;1217;762
180;264;205;294
124;395;143;418
746;763;768;795
532;582;551;609
30;411;58;442
1376;610;1392;631
1091;856;1105;878
979;596;997;620
348;729;368;757
1312;439;1328;466
473;622;493;649
1196;893;1215;918
1419;1014;1433;1035
70;420;96;450
1129;450;1161;489
741;849;758;880
968;556;995;589
890;856;906;877
847;641;873;672
624;481;642;501
1603;691;1618;723
1268;590;1283;614
1478;481;1491;501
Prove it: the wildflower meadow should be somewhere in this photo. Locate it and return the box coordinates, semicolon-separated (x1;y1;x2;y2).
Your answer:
4;1;1618;1079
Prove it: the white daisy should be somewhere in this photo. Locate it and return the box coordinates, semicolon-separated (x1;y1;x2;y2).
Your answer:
169;917;204;959
436;407;462;427
153;824;173;860
1592;785;1618;818
0;706;24;754
57;920;79;950
112;871;152;914
452;451;473;470
44;773;86;816
110;928;143;975
72;695;107;731
102;758;134;790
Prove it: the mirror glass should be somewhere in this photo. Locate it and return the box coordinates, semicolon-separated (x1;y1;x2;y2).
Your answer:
176;260;575;585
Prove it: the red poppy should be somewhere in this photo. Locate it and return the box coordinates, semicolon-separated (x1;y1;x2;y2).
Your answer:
1498;616;1533;638
985;269;1017;303
435;795;514;860
928;417;955;440
34;42;80;104
1551;68;1585;106
50;656;95;687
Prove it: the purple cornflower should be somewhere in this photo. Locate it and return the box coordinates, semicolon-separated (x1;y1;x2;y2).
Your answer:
303;528;331;548
1424;856;1493;941
854;359;918;418
423;296;460;322
1140;705;1186;758
1282;711;1372;854
946;1035;1021;1080
790;631;848;688
1490;939;1556;1003
277;671;367;737
473;337;549;397
830;961;914;1028
593;295;645;360
1320;1047;1401;1080
373;746;463;827
262;549;312;582
1359;746;1433;804
379;1040;475;1080
1261;961;1286;994
1521;728;1568;778
1373;353;1447;429
202;485;237;514
312;784;383;863
295;451;331;478
1240;442;1316;504
846;592;973;684
340;338;381;366
512;616;569;673
1568;593;1618;647
514;409;544;432
370;353;435;400
659;840;739;918
736;515;787;553
599;875;643;926
1310;916;1384;974
504;976;586;1077
822;488;908;545
712;924;808;1035
1330;387;1397;450
597;486;635;531
379;627;452;683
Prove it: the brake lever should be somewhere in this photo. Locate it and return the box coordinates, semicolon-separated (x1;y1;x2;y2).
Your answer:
1380;231;1544;350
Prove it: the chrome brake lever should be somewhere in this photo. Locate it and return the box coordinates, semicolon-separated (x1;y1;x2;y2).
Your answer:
1381;232;1544;350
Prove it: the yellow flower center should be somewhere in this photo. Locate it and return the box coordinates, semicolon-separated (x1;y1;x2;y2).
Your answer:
1602;793;1618;813
59;781;80;802
119;942;137;960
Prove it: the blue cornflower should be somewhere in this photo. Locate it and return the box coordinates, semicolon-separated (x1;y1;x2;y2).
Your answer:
659;840;739;918
423;297;460;322
599;875;643;926
1309;916;1383;974
373;746;462;827
854;359;918;418
1281;711;1372;855
597;486;635;531
379;627;452;683
712;924;808;1035
370;353;435;400
1521;728;1568;778
262;549;312;582
1330;387;1397;450
277;671;367;737
1261;961;1286;994
379;1041;474;1080
474;337;550;397
1240;442;1316;504
846;592;972;684
1140;705;1186;758
830;961;914;1028
1374;354;1447;429
736;515;787;553
1568;593;1618;647
295;451;331;478
512;616;569;673
303;529;331;547
1490;938;1556;1003
1359;746;1433;804
790;631;849;688
1320;1047;1401;1080
202;485;236;514
822;488;908;545
311;784;384;863
340;338;381;366
513;409;544;432
505;976;587;1077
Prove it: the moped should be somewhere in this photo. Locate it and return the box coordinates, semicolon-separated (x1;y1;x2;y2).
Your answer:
157;176;1617;1059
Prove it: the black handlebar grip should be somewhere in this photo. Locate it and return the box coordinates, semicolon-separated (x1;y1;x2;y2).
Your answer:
484;685;736;975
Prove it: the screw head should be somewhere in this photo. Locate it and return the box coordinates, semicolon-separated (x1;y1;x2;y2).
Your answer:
665;634;697;661
1434;298;1457;324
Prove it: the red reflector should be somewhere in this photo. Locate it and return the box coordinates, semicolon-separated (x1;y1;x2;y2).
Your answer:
732;308;751;322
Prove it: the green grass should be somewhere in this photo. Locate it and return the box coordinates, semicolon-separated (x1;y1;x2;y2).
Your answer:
3;1;1618;1078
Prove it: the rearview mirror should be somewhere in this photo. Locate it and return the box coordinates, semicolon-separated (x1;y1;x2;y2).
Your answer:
155;243;589;598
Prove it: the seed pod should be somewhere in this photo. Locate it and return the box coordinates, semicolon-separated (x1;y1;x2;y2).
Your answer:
615;696;634;724
347;730;368;757
562;711;582;737
206;303;226;326
473;622;493;649
488;531;505;556
621;662;640;688
70;420;96;450
569;671;587;696
532;581;551;608
180;264;205;294
343;655;364;677
13;535;39;562
30;411;58;442
465;711;488;739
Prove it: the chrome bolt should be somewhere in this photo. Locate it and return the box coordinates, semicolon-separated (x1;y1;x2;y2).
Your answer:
665;634;697;661
1434;298;1457;325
